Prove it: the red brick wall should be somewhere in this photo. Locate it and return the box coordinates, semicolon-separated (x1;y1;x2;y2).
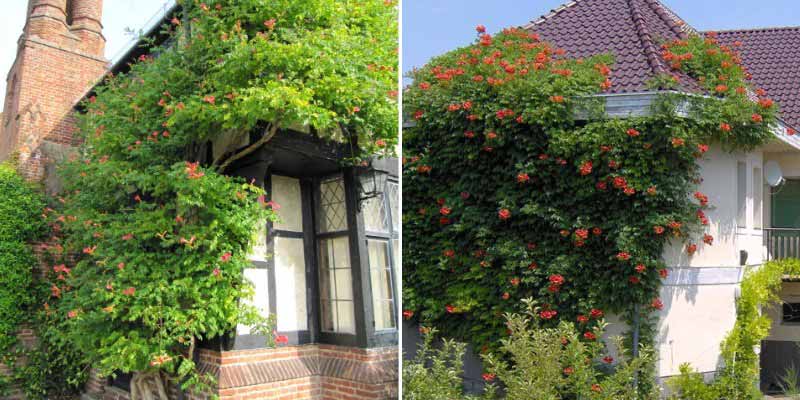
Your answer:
0;0;106;181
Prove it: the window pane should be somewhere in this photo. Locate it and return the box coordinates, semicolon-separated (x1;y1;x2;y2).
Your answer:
318;177;348;233
274;237;307;331
321;300;336;332
387;182;399;233
336;301;355;334
754;167;762;229
368;240;391;296
335;269;353;301
368;240;396;330
363;194;388;233
737;161;747;228
376;301;396;331
392;239;400;293
271;175;303;232
237;268;269;335
318;236;354;333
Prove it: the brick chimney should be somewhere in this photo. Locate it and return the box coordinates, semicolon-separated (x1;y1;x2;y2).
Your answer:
0;0;107;182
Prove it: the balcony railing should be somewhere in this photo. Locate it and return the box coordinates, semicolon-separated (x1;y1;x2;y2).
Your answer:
764;228;800;261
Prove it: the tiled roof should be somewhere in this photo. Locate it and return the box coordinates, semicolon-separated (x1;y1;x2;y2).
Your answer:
523;0;800;128
714;27;800;128
524;0;700;93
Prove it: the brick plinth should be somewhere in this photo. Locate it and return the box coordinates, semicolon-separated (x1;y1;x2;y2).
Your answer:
87;344;398;400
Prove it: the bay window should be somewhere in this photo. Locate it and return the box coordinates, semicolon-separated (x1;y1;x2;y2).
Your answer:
224;137;398;349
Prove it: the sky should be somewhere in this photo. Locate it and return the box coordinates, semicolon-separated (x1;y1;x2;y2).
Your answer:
402;0;800;81
0;0;172;109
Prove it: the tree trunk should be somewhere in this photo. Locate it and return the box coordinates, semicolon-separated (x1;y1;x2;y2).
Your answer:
130;371;170;400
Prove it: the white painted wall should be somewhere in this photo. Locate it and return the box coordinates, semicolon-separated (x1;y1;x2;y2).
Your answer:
662;145;762;268
656;284;739;376
656;144;765;377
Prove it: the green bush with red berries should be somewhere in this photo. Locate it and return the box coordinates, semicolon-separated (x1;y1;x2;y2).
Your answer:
402;26;779;361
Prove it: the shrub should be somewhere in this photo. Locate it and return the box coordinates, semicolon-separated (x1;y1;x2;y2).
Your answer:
482;299;657;400
404;299;657;400
402;327;491;400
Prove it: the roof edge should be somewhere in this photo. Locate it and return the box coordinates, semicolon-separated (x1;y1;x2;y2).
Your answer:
710;25;800;34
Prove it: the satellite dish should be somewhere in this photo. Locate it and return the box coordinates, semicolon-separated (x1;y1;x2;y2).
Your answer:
764;161;784;187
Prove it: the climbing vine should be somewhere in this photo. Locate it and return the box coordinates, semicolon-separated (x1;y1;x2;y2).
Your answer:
402;25;779;369
44;0;397;398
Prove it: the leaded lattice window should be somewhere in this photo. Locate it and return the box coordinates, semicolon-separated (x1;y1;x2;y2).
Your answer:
318;177;348;233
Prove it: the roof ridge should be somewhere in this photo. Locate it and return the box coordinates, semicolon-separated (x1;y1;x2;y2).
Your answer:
642;0;695;38
712;25;800;34
521;0;582;29
627;0;668;77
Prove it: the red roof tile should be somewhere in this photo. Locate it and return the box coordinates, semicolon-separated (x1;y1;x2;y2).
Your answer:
524;0;700;93
523;0;799;129
714;27;800;128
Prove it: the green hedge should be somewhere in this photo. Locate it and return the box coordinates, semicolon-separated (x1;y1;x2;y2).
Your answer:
0;163;44;396
0;164;44;243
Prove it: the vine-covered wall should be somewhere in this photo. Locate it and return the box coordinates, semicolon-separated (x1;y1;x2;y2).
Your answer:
402;26;779;361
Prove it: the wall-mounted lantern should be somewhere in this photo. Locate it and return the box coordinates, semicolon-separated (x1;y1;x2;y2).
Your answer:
357;163;389;210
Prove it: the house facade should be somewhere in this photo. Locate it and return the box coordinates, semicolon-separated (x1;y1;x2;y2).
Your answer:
530;0;800;393
404;0;800;394
1;1;399;399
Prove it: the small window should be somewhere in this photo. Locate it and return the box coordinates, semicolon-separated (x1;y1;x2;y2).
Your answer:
783;302;800;323
753;167;762;229
737;161;747;228
318;177;348;233
319;237;355;334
